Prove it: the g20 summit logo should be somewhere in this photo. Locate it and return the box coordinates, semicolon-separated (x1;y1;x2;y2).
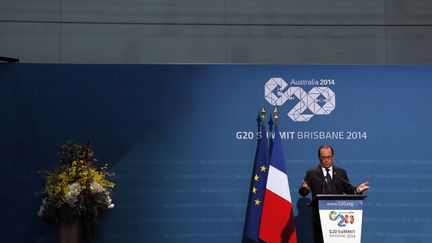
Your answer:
329;210;355;227
264;77;336;122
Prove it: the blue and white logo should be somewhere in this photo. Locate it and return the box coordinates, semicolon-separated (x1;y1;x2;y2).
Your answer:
264;78;336;122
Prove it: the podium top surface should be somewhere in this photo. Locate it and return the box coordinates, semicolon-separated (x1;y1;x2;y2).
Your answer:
315;194;367;200
308;194;367;207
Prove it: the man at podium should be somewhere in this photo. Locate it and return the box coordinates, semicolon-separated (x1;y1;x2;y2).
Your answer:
299;145;369;243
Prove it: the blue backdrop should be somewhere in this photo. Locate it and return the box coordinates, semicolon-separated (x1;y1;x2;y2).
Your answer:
1;64;431;243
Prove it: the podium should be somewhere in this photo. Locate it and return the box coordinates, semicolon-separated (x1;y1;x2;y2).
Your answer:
309;194;367;243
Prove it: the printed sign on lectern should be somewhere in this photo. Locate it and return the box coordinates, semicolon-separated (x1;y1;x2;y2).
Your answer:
318;196;365;243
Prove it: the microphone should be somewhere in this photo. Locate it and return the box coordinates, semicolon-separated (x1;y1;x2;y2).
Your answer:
321;178;326;193
322;176;332;194
334;171;358;194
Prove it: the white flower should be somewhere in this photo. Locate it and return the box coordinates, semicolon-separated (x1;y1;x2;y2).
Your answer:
64;182;81;207
89;181;105;193
37;198;47;217
106;195;114;209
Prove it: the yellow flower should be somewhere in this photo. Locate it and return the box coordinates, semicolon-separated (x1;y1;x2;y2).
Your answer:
39;141;115;223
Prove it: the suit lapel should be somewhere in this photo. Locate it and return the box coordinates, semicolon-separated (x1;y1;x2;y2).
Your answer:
315;165;324;180
333;166;341;181
313;165;327;193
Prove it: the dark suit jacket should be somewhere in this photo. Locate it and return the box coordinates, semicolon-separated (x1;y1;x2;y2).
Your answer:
298;164;357;198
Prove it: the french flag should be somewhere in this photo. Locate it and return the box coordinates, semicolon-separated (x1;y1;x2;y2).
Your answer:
259;125;297;243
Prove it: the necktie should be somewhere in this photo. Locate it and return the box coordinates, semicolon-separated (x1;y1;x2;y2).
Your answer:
325;168;332;183
324;168;332;194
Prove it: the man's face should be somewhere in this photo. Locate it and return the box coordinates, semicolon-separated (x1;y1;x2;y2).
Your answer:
319;147;334;168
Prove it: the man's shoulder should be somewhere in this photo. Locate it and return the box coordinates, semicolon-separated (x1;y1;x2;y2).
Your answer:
306;165;322;173
333;165;347;174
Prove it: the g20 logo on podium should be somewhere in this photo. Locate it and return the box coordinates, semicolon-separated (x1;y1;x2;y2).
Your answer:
329;211;355;227
264;77;336;122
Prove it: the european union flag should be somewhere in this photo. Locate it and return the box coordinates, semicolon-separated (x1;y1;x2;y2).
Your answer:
243;124;270;242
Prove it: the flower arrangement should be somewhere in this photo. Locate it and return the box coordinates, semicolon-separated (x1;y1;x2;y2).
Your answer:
38;141;115;240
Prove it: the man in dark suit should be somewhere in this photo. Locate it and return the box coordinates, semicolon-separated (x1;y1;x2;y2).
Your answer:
299;145;369;243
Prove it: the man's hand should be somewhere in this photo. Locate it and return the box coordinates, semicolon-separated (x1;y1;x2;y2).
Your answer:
302;181;310;191
356;182;370;193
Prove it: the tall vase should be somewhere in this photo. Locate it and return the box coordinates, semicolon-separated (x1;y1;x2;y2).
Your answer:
58;218;83;243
